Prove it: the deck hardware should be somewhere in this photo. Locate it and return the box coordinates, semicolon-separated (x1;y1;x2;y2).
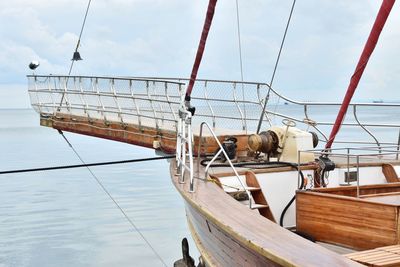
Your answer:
198;122;252;206
206;220;212;233
174;238;195;267
220;137;237;161
278;119;296;161
318;155;335;172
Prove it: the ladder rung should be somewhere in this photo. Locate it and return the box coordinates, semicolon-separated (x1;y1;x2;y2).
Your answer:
251;203;269;209
246;186;261;192
225;186;261;193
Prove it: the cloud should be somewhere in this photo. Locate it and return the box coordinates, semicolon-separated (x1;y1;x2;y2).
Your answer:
1;0;399;104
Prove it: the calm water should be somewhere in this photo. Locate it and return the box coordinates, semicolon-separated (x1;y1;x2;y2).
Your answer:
1;105;399;267
0;109;198;267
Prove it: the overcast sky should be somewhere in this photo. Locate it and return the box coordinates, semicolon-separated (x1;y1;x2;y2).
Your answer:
1;0;399;108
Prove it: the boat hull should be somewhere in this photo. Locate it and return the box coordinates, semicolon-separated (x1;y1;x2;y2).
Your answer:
170;160;362;267
184;199;280;266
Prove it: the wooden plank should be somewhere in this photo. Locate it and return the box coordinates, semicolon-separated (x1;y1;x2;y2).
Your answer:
41;113;251;155
360;192;400;198
380;246;400;254
245;171;276;222
171;159;362;266
345;245;400;267
296;191;399;250
383;163;400;183
312;183;400;198
186;202;278;266
42;114;178;153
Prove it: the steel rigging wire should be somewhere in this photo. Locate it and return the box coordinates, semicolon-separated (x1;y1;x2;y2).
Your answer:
59;0;92;110
256;0;297;133
68;0;92;75
57;131;168;267
55;1;168;265
235;0;247;133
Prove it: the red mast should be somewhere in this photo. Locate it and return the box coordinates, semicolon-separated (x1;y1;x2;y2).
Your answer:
185;0;218;100
325;0;395;149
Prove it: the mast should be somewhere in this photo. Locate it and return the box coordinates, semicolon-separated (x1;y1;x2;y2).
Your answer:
325;0;395;149
185;0;218;101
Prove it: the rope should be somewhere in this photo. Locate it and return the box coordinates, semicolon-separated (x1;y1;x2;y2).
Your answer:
58;130;168;267
0;156;174;175
235;0;247;133
256;0;297;133
195;176;242;191
60;0;93;110
68;0;92;76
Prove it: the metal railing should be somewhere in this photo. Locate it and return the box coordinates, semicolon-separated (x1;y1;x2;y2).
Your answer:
196;122;253;207
132;77;400;150
28;75;184;131
28;75;400;150
28;74;400;199
299;146;400;197
176;102;194;192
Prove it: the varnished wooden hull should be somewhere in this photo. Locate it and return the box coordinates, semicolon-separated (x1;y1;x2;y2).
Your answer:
40;114;250;156
170;161;362;267
184;198;280;266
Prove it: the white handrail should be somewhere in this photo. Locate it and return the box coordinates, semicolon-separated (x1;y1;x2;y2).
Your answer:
176;105;194;192
28;75;400;149
196;122;253;208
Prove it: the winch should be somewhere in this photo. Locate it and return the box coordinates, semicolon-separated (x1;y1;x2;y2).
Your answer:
248;120;318;163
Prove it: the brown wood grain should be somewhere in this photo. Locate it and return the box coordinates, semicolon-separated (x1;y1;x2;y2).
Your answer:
171;159;362;266
312;183;400;198
383;164;400;183
297;190;400;250
40;113;250;155
245;171;276;222
346;245;400;266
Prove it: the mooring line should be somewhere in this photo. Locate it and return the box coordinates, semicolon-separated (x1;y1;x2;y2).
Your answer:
0;156;174;175
58;130;168;267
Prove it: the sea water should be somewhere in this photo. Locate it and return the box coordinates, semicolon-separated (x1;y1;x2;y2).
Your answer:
0;108;198;267
1;105;399;267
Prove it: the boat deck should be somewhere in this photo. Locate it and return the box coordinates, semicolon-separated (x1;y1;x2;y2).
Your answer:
346;245;400;267
170;158;362;266
363;192;400;205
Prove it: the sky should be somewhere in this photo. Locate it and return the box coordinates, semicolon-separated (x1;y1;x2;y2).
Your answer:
1;0;400;108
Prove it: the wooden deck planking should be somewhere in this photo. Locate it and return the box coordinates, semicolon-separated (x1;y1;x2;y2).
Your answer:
346;245;400;266
171;159;362;266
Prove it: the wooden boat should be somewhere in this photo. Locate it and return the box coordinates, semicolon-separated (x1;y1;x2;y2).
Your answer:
27;0;400;266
